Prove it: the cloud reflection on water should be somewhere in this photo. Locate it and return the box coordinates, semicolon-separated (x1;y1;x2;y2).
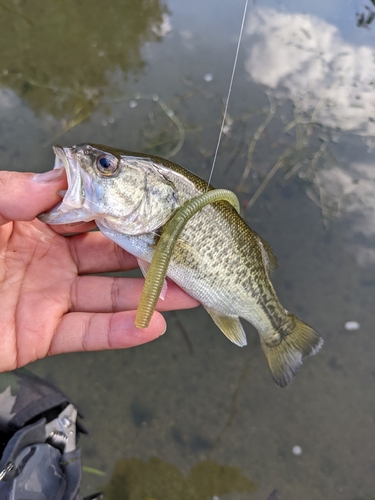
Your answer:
246;7;375;136
244;7;375;266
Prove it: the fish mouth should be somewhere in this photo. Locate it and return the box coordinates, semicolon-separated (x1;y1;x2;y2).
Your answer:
38;145;88;224
53;145;83;208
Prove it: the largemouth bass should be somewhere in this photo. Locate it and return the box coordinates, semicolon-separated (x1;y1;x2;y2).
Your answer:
39;143;323;387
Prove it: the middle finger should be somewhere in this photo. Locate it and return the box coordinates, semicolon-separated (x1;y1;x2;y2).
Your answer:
70;275;200;313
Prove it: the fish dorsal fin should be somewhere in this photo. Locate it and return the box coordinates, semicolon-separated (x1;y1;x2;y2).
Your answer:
257;236;278;277
205;308;247;347
137;257;168;300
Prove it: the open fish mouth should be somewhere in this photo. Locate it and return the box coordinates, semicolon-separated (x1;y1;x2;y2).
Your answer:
53;146;68;198
53;145;83;208
38;145;89;224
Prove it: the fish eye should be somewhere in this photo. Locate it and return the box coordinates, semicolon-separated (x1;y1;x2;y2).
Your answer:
96;154;118;175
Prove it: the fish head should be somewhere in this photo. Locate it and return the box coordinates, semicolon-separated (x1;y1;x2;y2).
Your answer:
38;143;180;234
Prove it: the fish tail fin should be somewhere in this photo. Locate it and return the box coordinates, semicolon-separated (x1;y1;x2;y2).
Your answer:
260;313;323;388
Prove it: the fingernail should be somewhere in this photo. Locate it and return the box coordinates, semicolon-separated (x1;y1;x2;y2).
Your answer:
160;324;167;336
33;167;64;183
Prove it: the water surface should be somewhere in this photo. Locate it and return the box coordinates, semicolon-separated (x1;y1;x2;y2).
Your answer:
1;0;375;498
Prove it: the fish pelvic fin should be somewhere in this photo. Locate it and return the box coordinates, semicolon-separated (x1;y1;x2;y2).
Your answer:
205;308;247;347
261;313;323;388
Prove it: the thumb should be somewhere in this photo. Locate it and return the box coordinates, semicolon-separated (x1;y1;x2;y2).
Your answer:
0;168;67;225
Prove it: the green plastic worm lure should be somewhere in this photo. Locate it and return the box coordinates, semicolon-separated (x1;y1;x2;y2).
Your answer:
135;189;240;328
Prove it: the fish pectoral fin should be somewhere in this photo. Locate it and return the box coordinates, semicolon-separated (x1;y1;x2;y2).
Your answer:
205;308;247;347
137;258;168;300
257;235;278;276
260;313;323;388
137;257;150;279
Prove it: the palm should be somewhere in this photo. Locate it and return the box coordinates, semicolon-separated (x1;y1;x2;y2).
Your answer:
1;219;75;369
0;217;197;372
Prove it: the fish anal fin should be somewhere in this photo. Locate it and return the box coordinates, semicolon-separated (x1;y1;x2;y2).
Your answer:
205;308;247;347
137;257;168;300
261;313;323;388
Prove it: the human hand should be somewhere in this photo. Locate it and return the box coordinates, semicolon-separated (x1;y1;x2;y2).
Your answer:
0;168;199;372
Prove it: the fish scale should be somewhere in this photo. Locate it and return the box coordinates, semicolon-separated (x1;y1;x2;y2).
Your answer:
39;143;323;387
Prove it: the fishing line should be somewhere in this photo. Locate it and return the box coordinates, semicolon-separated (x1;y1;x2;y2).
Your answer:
206;0;249;189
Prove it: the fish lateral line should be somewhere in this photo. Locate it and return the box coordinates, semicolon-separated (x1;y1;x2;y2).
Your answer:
135;189;240;329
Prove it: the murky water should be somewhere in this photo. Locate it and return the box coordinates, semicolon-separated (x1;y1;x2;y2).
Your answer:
1;0;375;498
